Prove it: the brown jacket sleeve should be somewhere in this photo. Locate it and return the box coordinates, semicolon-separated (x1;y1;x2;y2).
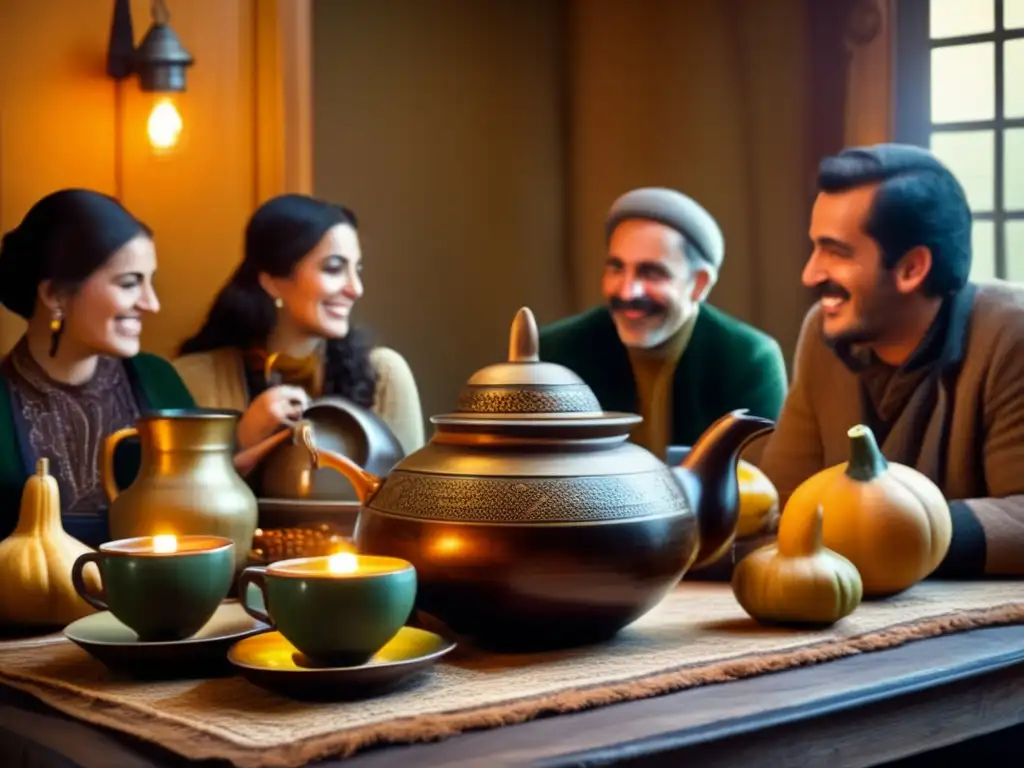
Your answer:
752;306;826;504
936;325;1024;577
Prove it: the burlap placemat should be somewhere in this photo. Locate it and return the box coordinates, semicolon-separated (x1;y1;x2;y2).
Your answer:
1;580;1022;768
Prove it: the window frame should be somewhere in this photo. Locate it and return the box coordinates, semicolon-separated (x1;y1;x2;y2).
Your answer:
894;0;1024;279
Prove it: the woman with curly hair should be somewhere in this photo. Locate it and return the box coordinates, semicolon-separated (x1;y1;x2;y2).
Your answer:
174;194;424;455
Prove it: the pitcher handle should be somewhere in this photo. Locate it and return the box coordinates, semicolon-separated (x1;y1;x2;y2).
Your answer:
101;427;139;503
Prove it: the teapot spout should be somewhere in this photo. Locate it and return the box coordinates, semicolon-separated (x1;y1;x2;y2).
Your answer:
293;421;383;505
671;409;775;571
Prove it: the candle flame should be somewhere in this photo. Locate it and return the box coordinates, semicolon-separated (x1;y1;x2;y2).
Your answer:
153;535;178;554
330;538;355;555
327;551;359;574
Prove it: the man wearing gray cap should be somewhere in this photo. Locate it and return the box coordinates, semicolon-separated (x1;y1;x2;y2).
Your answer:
539;187;787;459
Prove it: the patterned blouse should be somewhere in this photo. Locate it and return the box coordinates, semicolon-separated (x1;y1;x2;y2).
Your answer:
1;339;140;518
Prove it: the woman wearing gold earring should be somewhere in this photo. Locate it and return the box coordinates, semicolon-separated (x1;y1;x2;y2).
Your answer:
0;189;195;546
173;194;424;454
48;312;63;357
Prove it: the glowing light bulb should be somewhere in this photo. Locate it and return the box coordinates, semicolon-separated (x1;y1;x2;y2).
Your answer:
327;551;359;574
152;534;178;554
147;98;183;150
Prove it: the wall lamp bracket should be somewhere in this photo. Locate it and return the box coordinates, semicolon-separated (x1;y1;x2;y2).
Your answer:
107;0;194;93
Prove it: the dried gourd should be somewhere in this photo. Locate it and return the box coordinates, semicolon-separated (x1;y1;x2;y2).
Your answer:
732;505;863;626
0;458;102;627
784;425;951;597
737;460;779;538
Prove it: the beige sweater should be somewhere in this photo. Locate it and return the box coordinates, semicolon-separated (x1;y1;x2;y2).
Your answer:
172;346;426;455
755;282;1024;577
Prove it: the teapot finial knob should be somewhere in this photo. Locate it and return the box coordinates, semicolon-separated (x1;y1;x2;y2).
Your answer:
509;307;540;363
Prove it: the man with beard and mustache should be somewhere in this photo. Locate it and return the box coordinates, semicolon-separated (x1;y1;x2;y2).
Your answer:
538;187;788;460
756;143;1024;578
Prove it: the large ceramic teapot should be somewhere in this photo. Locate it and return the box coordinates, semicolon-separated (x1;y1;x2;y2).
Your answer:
299;308;774;651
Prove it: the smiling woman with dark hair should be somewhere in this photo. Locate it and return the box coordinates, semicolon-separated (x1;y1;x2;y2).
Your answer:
173;194;424;455
0;189;195;546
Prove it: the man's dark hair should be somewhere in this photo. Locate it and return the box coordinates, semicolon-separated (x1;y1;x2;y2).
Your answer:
817;143;972;296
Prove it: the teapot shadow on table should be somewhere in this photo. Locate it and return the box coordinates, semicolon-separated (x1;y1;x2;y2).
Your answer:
274;307;775;654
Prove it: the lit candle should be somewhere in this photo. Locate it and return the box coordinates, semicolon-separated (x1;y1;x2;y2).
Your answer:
327;551;359;574
274;551;411;579
152;535;178;554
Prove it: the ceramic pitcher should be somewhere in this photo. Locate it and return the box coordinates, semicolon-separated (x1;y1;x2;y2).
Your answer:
101;409;258;575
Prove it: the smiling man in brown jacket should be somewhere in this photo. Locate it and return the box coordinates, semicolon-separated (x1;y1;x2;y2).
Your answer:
756;143;1024;578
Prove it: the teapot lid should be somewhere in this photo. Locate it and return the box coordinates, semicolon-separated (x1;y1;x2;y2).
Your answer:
432;307;640;436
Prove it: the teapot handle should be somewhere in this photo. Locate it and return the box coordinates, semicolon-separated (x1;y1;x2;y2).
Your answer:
101;427;139;503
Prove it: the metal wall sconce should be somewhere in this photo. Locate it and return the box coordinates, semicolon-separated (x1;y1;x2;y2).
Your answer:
107;0;195;151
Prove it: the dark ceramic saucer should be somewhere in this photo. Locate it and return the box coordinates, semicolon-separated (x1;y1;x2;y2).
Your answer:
227;626;455;701
63;602;268;679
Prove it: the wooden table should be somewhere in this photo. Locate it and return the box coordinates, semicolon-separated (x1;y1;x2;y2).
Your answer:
1;624;1023;767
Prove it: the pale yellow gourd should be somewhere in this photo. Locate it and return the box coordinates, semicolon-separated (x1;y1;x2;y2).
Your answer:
783;424;952;598
0;458;102;627
732;505;863;626
737;460;779;538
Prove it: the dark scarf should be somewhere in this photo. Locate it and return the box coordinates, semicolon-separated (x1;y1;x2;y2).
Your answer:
828;284;976;468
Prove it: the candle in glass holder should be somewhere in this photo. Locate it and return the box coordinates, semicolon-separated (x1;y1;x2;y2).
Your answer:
239;551;417;665
301;551;413;578
76;534;236;642
152;534;179;554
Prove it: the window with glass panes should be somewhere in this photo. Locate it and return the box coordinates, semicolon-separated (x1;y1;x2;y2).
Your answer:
895;0;1024;282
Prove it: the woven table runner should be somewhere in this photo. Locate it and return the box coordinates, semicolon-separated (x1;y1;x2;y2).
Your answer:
1;581;1022;768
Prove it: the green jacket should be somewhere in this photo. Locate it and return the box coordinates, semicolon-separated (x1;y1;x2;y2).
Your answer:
538;305;788;449
0;353;195;547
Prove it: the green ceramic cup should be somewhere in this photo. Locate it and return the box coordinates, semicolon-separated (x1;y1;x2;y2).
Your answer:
71;535;236;642
238;552;417;667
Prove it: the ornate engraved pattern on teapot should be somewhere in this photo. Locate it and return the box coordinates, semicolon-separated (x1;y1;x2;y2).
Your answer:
368;470;689;523
454;385;600;414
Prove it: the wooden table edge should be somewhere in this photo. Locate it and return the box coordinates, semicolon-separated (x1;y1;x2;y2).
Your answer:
544;634;1024;765
1;625;1023;767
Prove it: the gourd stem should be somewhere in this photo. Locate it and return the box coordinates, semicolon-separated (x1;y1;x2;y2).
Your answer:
779;505;823;557
845;424;888;481
14;457;61;536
